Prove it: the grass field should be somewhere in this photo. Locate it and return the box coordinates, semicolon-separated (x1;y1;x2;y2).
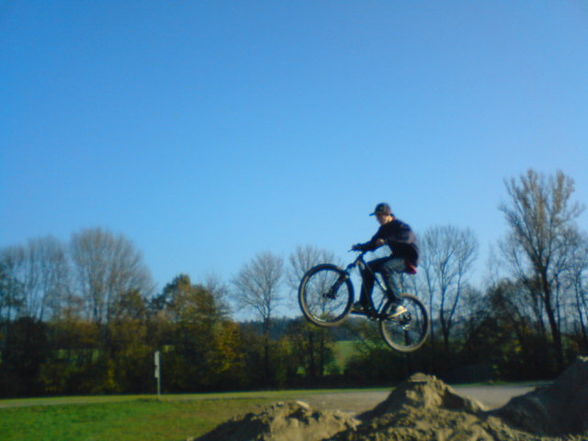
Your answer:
1;382;542;441
0;397;274;441
0;389;379;441
333;340;358;366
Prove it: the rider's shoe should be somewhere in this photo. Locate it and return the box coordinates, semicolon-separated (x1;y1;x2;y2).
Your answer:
351;301;367;312
352;302;378;318
352;301;374;314
389;304;408;318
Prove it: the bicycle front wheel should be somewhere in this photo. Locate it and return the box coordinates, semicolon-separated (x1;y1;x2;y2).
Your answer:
379;293;430;352
298;264;354;327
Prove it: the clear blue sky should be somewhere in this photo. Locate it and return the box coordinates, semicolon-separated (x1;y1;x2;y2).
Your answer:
2;1;588;294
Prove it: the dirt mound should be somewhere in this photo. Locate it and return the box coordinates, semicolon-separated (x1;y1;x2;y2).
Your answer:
333;373;539;441
194;357;588;441
358;372;486;420
495;356;588;436
193;400;359;441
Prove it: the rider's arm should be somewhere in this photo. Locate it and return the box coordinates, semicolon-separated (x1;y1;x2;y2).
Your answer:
352;235;385;252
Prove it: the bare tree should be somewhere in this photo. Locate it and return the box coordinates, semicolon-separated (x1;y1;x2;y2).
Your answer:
233;252;284;323
419;225;478;352
286;245;337;376
0;261;23;322
0;236;70;320
232;251;283;377
562;231;588;351
287;245;337;292
498;237;549;338
70;228;154;325
202;273;232;318
286;245;339;315
499;169;585;367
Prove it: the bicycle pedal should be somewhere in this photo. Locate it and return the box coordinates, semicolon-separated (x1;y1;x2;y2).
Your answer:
389;305;408;318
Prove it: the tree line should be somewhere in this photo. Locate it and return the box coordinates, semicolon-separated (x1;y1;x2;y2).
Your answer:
1;169;586;397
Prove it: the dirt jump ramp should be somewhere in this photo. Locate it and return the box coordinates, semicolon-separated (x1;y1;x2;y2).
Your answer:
193;356;588;441
494;356;588;437
193;400;360;441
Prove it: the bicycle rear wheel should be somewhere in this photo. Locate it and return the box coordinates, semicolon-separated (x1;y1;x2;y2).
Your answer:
379;293;429;352
298;264;353;327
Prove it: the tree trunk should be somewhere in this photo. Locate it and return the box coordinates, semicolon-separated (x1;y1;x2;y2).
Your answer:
263;318;271;380
541;272;563;369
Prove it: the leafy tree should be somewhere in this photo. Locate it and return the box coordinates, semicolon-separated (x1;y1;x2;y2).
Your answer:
208;320;248;389
156;274;239;391
271;335;300;387
107;290;152;392
0;317;50;396
286;318;335;379
38;316;101;394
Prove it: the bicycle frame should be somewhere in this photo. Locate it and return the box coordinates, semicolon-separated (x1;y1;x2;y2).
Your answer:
344;252;395;316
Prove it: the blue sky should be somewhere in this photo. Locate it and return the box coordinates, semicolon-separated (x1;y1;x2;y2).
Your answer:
2;1;588;296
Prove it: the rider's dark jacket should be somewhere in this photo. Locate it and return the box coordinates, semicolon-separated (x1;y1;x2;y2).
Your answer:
356;219;419;266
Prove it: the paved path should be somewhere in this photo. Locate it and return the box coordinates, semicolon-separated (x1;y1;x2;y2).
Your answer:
0;384;540;411
294;384;538;414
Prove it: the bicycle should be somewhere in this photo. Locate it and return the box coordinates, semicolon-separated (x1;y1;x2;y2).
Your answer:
298;251;430;352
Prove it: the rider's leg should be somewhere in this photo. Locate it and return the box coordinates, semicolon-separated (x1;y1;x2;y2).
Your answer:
357;265;375;307
368;257;410;318
363;257;394;303
371;257;406;303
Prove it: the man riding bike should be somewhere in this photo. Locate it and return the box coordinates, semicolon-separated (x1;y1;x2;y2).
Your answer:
351;202;419;318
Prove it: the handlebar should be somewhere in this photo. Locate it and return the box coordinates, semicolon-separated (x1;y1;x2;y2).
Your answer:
345;249;368;271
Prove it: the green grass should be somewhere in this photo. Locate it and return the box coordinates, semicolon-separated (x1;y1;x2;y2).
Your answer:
0;396;275;441
0;382;541;441
333;340;359;366
0;389;389;441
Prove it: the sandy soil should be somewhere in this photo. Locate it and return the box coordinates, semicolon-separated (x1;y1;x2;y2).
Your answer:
195;357;588;441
